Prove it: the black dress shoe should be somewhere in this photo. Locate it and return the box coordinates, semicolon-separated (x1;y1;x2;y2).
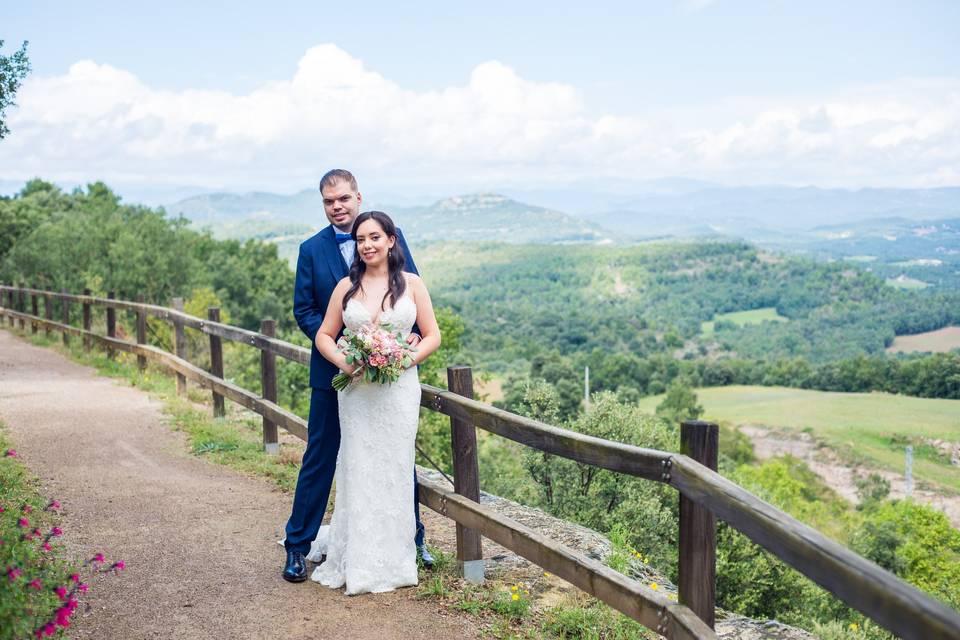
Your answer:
283;550;307;582
417;544;435;570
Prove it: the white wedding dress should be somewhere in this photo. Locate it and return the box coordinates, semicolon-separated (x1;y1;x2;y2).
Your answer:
309;295;421;594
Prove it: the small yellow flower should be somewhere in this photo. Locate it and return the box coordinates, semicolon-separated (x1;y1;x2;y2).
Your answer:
849;623;859;631
510;585;518;592
511;593;520;601
668;594;678;601
650;582;659;590
543;571;551;577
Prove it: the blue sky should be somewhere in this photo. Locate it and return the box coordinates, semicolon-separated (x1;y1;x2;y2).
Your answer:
3;1;959;199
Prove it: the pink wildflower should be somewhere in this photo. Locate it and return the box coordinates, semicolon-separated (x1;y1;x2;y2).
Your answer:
22;504;33;513
69;573;80;583
42;542;52;551
55;606;71;626
28;579;42;590
51;527;63;537
112;560;125;571
44;621;57;635
92;553;105;563
0;505;5;513
18;517;29;528
67;598;79;611
54;586;68;600
7;566;23;581
78;582;89;593
4;449;17;457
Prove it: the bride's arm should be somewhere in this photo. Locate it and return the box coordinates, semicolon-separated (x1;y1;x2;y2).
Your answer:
316;278;356;374
408;274;441;367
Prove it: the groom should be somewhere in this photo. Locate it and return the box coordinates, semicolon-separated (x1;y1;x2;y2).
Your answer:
282;169;433;582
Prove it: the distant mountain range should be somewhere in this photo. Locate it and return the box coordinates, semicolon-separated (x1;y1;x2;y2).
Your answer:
167;191;609;245
166;183;960;240
163;184;960;282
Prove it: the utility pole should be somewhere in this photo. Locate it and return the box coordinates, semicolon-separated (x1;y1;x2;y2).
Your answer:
584;365;590;410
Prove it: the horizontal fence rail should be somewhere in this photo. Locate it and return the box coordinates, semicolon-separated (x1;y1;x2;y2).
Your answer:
3;285;959;640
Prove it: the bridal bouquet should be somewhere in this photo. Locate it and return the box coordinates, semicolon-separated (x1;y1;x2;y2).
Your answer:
331;324;416;391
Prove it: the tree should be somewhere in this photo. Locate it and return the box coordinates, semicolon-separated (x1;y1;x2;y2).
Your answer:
0;40;30;140
655;377;704;424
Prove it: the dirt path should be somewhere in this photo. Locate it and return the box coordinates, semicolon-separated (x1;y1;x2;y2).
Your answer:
0;329;481;640
740;424;960;528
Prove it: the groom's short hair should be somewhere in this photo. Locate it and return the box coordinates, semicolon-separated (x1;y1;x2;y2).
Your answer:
319;169;358;193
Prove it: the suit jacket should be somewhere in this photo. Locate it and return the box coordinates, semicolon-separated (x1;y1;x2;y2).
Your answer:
294;224;419;389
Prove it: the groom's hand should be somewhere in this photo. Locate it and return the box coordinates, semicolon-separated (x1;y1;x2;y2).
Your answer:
406;333;422;347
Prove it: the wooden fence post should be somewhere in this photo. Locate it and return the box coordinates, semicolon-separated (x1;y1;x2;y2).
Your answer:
30;285;38;334
678;420;719;629
43;293;53;338
171;297;187;395
448;365;484;584
208;307;225;418
61;290;70;345
82;288;92;351
135;294;147;371
18;284;26;330
260;319;279;454
106;291;117;359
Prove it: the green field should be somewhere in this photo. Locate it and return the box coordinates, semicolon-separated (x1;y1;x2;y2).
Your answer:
700;307;788;336
886;275;930;290
887;326;960;354
637;385;960;492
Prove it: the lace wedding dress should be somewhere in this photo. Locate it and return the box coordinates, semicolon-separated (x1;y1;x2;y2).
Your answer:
309;295;421;594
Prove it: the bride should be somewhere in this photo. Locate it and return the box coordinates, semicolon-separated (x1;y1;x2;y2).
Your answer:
310;210;441;594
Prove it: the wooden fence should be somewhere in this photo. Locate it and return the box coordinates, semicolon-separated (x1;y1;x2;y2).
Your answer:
1;284;959;640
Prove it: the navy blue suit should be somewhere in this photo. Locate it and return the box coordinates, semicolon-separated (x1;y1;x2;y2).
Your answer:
284;224;425;555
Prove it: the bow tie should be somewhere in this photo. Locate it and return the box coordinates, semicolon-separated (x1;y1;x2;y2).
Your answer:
335;233;353;245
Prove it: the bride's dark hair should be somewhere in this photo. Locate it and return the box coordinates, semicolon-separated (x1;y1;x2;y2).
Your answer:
342;211;407;311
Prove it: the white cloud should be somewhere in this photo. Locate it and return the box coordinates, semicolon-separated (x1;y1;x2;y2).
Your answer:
1;44;958;193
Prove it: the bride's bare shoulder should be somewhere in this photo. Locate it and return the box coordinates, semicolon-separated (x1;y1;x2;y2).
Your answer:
403;272;425;290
